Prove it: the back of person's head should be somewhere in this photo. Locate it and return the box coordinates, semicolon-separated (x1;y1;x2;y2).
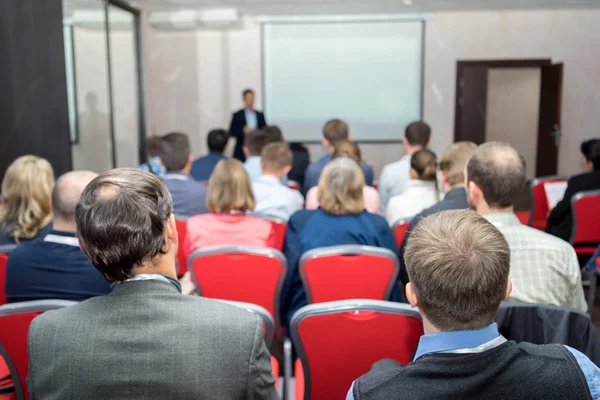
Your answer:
0;155;55;241
580;139;599;161
318;157;364;216
466;142;526;209
322;119;349;146
52;170;98;225
587;140;600;170
207;159;255;213
245;130;269;156
158;132;191;172
207;129;229;154
261;142;292;173
405;209;510;331
439;141;478;187
264;125;284;143
332;140;361;164
76;169;174;281
404;121;431;147
145;135;162;158
410;149;437;182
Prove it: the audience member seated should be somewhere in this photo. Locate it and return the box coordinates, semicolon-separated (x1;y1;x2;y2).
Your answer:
288;142;310;190
397;141;477;285
27;169;278;399
281;157;398;328
303;119;374;194
348;210;600;400
547;139;600;241
252;142;304;221
467;142;586;312
243;130;269;180
139;135;165;177
183;159;276;261
306;140;380;214
385;149;439;226
0;155;54;245
190;128;228;182
379;121;431;213
263;125;284;143
5;171;111;303
159;132;208;216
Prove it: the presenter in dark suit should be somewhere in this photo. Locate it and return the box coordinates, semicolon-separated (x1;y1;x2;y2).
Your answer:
230;89;267;162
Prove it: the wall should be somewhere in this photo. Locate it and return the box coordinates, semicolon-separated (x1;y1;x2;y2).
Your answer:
143;9;600;178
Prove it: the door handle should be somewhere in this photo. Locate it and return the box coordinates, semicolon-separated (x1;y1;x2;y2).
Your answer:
550;124;561;148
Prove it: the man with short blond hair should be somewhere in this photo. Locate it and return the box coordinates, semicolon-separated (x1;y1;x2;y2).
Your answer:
348;210;600;399
252;142;303;221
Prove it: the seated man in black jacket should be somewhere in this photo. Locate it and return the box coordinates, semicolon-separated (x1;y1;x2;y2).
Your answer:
349;209;600;400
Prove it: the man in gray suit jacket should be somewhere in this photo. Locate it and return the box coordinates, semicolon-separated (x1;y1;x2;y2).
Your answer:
27;168;279;400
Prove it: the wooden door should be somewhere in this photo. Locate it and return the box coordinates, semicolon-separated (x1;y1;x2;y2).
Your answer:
536;63;563;177
454;66;488;144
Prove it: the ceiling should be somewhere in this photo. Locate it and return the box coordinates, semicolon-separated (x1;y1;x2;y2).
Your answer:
64;0;600;15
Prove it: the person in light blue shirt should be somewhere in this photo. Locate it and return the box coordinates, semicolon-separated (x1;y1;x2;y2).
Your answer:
191;128;228;182
252;142;303;221
243;130;269;180
303;119;374;195
347;210;600;400
158;132;208;217
139;135;166;178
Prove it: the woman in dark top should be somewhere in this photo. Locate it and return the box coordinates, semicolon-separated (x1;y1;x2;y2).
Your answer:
0;156;54;246
547;139;600;241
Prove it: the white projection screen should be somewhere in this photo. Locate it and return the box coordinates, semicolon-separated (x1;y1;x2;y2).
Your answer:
262;20;423;142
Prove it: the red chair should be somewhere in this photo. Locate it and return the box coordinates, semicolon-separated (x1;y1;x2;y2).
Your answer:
258;216;287;251
174;216;191;277
570;190;600;255
0;300;76;400
515;211;530;225
290;300;422;400
287;181;301;191
527;176;567;230
299;245;399;304
392;219;412;248
188;246;286;337
0;245;18;306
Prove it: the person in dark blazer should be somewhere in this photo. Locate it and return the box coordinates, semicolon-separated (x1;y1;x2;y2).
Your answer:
229;89;267;162
190;128;228;182
547;139;600;242
27;169;278;400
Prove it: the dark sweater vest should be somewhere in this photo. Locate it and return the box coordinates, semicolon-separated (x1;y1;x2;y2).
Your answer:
354;341;591;400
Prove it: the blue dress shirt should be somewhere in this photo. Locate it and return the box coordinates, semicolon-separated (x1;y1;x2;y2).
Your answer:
244;109;258;129
139;156;166;178
190;152;226;182
252;175;304;221
303;154;374;195
244;156;263;180
281;209;399;328
162;172;208;217
347;323;600;399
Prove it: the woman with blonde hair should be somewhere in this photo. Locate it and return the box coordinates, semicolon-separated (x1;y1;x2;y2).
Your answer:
183;159;275;259
0;156;55;245
305;140;380;213
281;157;399;328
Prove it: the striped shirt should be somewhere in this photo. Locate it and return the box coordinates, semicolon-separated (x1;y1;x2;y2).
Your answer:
484;212;587;313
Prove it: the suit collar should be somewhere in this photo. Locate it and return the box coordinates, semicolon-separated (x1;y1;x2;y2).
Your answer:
110;277;182;296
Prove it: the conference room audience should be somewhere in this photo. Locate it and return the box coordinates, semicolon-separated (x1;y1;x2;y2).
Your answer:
398;141;477;285
252;142;304;221
158;132;208;216
348;210;600;399
139;135;165;177
183;159;275;262
385;149;439;226
0;155;54;245
547;139;600;241
282;157;398;327
467;142;587;312
243;130;269;180
6;170;111;303
190;128;229;182
288;142;310;190
379;121;431;212
306;140;380;214
303;119;374;194
27;169;278;399
230;88;267;162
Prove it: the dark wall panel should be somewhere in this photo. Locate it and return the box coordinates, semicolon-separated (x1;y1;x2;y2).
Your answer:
0;0;72;181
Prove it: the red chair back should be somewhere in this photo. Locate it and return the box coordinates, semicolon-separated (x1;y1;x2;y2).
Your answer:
571;190;600;255
0;300;76;400
392;220;412;247
0;245;18;306
174;217;190;277
287;181;301;191
258;217;287;251
528;176;567;230
291;300;422;400
188;247;286;337
300;245;398;304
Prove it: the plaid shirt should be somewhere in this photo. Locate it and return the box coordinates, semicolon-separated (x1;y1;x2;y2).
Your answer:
485;212;587;313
